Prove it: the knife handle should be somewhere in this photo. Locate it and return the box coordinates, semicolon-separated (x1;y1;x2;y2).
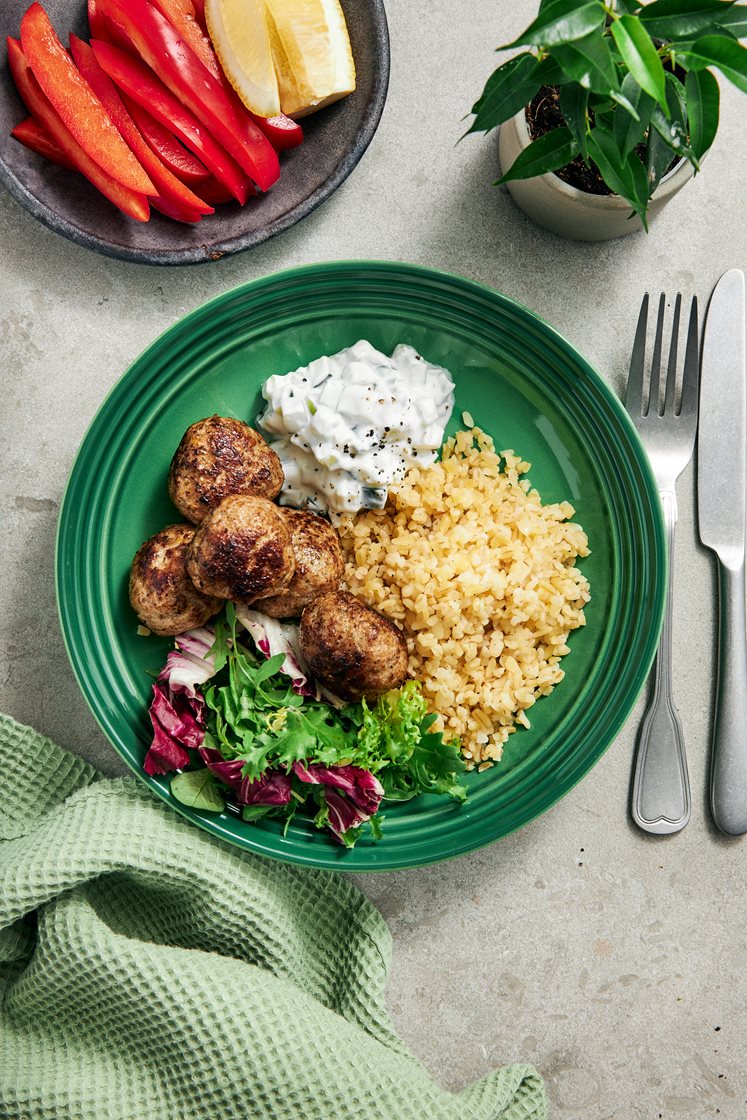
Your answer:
711;561;747;836
631;490;691;834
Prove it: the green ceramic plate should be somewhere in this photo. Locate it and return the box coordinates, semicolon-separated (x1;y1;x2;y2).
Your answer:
56;261;665;870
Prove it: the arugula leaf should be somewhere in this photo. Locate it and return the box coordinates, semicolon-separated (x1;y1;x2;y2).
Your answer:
197;613;469;846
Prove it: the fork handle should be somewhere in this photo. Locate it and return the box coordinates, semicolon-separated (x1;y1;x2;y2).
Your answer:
710;561;747;836
631;489;691;834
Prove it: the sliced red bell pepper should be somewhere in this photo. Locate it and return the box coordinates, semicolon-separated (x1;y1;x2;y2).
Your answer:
97;0;279;191
150;194;204;222
194;175;254;205
148;0;303;151
19;3;155;196
11;114;76;169
253;115;303;151
90;38;250;204
191;0;207;40
122;96;209;184
7;36;150;221
69;34;213;219
87;0;131;52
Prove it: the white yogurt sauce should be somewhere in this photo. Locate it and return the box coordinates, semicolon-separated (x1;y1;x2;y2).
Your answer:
258;340;455;515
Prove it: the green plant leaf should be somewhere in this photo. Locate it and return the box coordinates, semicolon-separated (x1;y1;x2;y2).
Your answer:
645;123;676;192
466;52;540;134
500;0;606;49
613;73;655;155
680;33;747;91
170;769;226;813
553;29;621;91
650;72;700;165
560;83;590;160
685;66;720;157
587;124;650;224
496;126;580;184
611;15;669;110
638;0;741;39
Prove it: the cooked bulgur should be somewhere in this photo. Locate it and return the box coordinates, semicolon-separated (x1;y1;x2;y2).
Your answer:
338;428;591;768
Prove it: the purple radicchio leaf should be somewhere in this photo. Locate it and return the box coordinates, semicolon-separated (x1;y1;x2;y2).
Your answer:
234;606;318;697
143;626;217;776
238;769;293;806
293;762;384;840
200;747;292;806
197;747;246;789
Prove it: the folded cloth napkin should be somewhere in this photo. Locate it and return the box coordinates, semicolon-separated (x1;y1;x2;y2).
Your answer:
0;713;546;1120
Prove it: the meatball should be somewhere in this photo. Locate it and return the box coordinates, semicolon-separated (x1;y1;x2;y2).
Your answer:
168;415;284;524
299;590;409;702
129;523;222;637
186;494;295;603
259;509;344;618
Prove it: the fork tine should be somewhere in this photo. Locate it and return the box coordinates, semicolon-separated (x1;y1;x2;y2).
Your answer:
648;293;666;416
626;293;649;415
678;295;700;418
664;294;682;413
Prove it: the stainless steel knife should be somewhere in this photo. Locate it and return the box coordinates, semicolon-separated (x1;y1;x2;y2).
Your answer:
697;268;747;836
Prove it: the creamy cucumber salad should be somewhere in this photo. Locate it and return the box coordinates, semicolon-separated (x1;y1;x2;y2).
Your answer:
259;340;455;514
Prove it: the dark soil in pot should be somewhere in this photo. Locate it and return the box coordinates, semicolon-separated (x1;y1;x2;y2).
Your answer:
526;85;612;194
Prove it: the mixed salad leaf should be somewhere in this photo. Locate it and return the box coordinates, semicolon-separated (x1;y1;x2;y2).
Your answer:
144;603;467;847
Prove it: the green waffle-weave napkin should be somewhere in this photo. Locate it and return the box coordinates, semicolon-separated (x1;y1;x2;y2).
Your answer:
0;713;546;1120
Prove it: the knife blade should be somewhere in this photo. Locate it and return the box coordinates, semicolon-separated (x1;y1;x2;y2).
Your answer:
697;268;747;836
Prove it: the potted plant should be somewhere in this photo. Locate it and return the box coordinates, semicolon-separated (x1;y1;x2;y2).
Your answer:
467;0;747;240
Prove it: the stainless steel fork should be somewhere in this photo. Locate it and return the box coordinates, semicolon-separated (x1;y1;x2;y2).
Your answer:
625;292;700;835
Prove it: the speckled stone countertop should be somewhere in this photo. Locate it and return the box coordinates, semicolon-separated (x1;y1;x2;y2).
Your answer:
2;3;745;1118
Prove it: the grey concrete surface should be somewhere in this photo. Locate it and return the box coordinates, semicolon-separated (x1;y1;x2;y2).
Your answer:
1;2;746;1118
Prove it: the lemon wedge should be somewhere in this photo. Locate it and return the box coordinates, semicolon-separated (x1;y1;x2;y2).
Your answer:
264;0;356;118
205;0;281;118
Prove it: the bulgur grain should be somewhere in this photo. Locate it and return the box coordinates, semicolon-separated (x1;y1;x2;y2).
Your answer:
338;428;590;767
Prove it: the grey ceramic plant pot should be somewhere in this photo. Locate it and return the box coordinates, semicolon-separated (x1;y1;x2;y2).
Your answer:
498;107;696;241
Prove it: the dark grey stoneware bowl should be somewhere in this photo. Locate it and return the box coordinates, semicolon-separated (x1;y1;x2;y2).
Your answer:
0;0;389;264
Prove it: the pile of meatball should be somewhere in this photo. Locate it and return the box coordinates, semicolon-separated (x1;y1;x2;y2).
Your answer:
129;416;408;702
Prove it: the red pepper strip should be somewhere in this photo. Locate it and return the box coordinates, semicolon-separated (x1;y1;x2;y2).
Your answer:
150;195;204;222
7;37;150;221
191;0;208;38
148;0;302;151
123;96;209;184
11;114;76;169
98;0;279;191
19;3;155;196
70;35;213;218
253;115;303;151
87;0;130;52
194;175;248;205
90;39;250;204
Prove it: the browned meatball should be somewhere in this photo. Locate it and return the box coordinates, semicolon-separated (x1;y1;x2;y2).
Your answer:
168;415;284;524
299;590;409;702
129;524;222;637
186;494;295;603
259;509;344;618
